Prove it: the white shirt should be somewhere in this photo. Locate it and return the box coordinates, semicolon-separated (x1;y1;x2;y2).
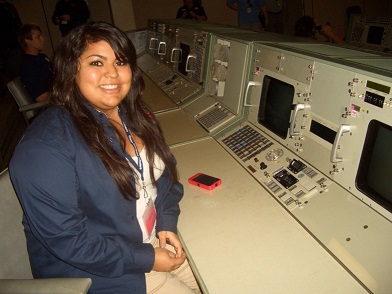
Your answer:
131;148;165;242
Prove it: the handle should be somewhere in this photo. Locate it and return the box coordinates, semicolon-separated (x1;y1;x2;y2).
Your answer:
243;81;261;107
330;125;351;163
149;38;158;50
186;54;196;73
171;48;182;63
158;42;166;55
289;104;305;137
19;100;49;112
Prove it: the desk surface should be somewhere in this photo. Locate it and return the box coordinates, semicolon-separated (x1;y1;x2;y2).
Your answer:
171;138;366;294
142;73;177;114
156;109;207;146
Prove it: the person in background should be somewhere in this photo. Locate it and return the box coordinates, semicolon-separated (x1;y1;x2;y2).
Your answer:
0;0;22;78
264;0;285;34
294;15;315;38
176;0;207;21
18;24;52;102
294;15;345;44
52;0;90;36
10;22;200;294
227;0;268;32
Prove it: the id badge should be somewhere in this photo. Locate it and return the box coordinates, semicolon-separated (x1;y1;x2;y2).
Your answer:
142;200;156;238
246;7;252;14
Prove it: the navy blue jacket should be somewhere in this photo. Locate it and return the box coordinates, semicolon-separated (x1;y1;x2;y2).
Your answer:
10;105;183;294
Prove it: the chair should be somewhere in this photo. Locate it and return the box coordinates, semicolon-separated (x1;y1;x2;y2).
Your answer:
0;168;92;294
6;77;49;125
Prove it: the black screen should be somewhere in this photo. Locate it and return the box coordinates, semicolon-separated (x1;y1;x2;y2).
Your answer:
310;120;337;144
178;43;190;76
193;174;219;186
356;120;392;212
366;26;384;45
258;76;295;139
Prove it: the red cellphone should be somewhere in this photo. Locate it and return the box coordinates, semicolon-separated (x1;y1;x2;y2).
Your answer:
188;173;222;190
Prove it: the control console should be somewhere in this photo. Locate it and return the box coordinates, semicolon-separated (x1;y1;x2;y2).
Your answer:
217;123;330;211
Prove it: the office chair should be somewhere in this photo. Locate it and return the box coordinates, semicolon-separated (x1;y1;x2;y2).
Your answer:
6;77;49;125
0;168;92;293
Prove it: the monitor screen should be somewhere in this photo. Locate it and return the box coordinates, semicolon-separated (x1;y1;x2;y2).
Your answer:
258;76;295;139
356;120;392;212
178;43;190;76
366;26;384;45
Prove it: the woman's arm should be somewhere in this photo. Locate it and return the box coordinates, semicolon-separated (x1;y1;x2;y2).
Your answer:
153;172;186;269
10;134;155;277
155;173;183;234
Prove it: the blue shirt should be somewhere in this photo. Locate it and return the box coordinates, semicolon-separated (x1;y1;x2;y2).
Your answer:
9;105;184;294
20;53;52;101
227;0;265;25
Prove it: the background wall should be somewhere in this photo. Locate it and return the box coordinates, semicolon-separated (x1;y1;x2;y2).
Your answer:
8;0;112;57
7;0;392;57
109;0;136;31
131;0;237;29
130;0;392;39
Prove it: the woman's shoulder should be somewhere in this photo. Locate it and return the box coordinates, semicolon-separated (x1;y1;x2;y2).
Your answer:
21;106;78;146
32;105;71;123
11;106;83;169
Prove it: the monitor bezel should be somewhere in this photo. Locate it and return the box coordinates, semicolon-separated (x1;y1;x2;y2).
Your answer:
257;75;295;140
356;119;392;213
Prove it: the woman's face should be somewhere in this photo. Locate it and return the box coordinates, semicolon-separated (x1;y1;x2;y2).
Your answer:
76;40;132;115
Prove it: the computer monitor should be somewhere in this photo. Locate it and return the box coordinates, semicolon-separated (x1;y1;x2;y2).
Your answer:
346;15;392;53
356;120;392;212
366;26;384;45
258;75;295;139
178;42;190;76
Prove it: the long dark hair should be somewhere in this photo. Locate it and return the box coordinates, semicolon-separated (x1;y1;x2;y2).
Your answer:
50;22;178;200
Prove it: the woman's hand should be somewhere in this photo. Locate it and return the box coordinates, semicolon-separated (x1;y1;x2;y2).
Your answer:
153;231;186;272
157;231;183;257
152;247;186;272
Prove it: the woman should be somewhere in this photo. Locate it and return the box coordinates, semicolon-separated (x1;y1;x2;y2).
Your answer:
10;22;200;294
176;0;207;21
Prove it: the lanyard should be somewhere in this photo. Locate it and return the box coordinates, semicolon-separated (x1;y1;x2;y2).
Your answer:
121;119;144;182
120;116;151;204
